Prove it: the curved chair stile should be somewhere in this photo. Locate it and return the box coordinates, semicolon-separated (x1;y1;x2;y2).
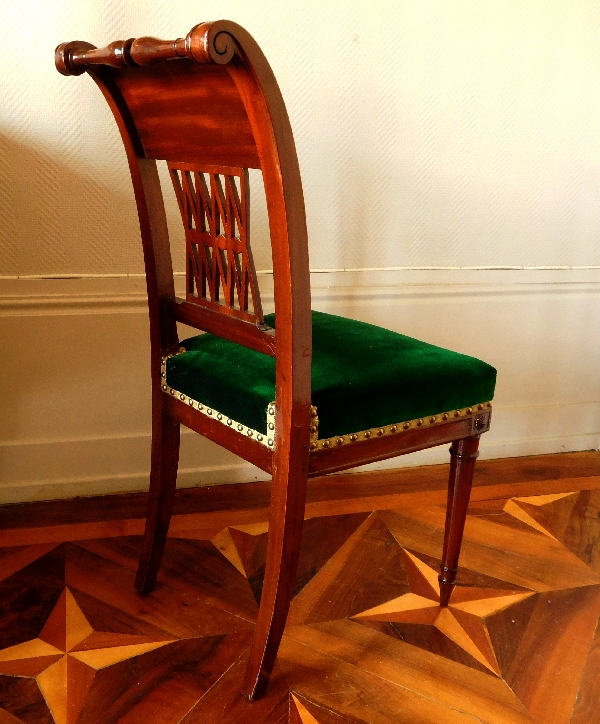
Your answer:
57;22;311;701
55;20;496;702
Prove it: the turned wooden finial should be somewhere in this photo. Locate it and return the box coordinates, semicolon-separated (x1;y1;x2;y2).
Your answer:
55;21;237;76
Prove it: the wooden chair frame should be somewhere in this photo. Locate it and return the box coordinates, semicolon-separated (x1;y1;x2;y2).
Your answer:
56;21;491;701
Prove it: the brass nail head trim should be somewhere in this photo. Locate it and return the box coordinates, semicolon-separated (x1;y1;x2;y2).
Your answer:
310;402;493;453
160;353;273;448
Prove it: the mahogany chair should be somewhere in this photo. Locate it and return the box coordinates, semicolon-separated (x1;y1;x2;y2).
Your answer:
55;21;496;701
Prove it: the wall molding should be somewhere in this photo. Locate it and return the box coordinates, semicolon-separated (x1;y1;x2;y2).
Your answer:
0;267;599;316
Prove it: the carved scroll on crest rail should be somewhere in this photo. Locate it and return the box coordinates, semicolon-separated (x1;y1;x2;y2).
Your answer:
169;164;263;323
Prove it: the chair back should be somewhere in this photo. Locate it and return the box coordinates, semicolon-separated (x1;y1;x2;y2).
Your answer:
56;21;312;452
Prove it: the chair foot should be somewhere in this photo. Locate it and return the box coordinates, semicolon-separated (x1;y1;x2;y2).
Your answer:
242;670;270;702
438;436;480;608
241;450;308;701
135;407;180;595
439;576;455;608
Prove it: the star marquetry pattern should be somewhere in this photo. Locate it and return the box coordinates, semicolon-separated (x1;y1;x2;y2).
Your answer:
0;587;172;724
503;492;577;540
0;482;599;723
352;549;534;675
291;694;324;723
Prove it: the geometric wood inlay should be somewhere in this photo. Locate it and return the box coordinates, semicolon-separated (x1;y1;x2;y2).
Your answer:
169;163;263;323
291;694;322;723
1;452;600;722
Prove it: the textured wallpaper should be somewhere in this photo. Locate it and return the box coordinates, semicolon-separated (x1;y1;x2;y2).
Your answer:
1;0;600;276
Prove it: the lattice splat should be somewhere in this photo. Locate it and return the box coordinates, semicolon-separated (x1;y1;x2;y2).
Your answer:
169;163;263;322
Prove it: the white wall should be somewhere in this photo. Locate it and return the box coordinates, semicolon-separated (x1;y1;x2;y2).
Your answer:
0;1;599;502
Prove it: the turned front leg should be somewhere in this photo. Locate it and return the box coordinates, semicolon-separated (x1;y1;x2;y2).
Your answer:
439;436;480;607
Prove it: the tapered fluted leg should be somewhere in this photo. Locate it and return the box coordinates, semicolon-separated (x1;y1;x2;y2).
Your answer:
135;400;180;595
241;447;308;701
439;435;480;607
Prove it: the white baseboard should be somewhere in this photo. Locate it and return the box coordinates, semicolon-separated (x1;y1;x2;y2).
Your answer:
0;269;598;503
0;402;597;505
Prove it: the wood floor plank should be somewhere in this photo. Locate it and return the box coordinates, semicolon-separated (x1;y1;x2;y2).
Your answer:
0;521;146;549
288;514;410;626
570;617;600;724
66;543;254;639
3;473;598;550
356;618;494;674
0;656;63;678
0;544;60;585
381;506;600;592
0;452;598;722
0;707;25;724
74;537;259;622
114;674;207;724
483;593;539;678
291;695;359;724
78;633;253;724
506;586;600;724
283;620;535;724
0;452;597;546
538;490;600;574
291;695;320;723
0;546;65;651
179;654;290;724
279;633;498;724
0;673;53;723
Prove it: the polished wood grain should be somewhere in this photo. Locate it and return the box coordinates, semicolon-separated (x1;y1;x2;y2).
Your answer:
307;418;473;477
0;452;599;721
135;406;179;594
570;615;600;724
169;164;262;322
439;436;480;606
164;297;276;356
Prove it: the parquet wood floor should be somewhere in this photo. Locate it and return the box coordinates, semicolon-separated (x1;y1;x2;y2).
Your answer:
0;452;598;723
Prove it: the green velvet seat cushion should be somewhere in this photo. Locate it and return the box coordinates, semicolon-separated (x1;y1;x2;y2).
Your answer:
166;310;496;439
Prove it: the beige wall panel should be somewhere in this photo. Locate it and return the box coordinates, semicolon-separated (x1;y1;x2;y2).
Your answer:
0;1;599;501
0;271;597;503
